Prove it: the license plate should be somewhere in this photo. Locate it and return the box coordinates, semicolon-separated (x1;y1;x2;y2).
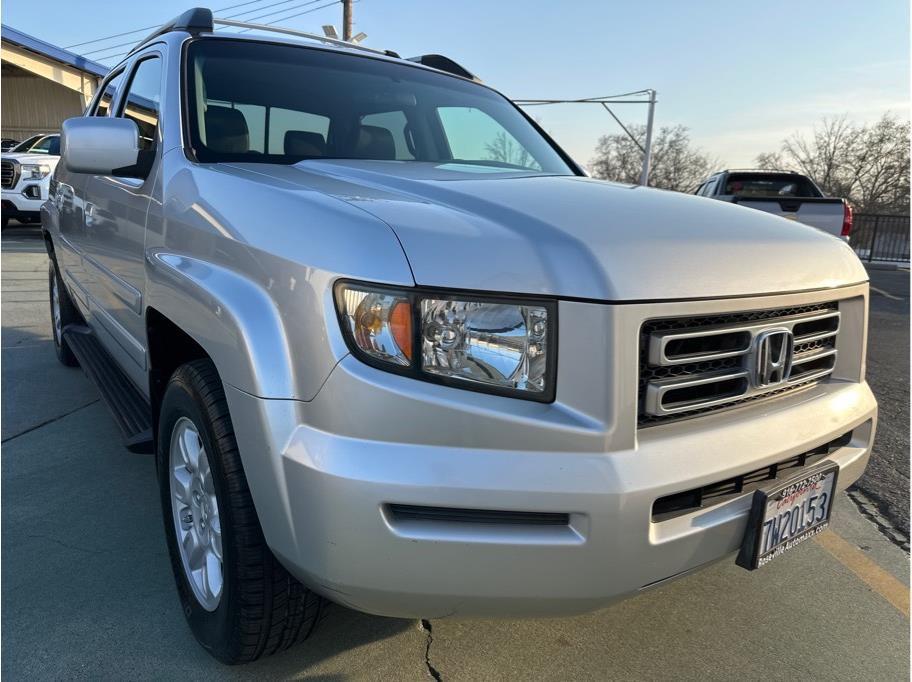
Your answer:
736;462;839;570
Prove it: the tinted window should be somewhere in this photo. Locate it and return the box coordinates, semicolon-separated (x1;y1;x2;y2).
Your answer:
119;57;162;151
10;134;42;152
186;39;573;173
93;70;125;117
724;174;821;198
28;135;60;155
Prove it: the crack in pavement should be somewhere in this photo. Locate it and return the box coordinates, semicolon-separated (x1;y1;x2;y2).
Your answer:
1;399;101;444
23;534;112;556
419;620;443;681
848;488;910;552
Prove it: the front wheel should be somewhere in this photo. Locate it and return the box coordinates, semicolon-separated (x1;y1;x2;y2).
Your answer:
157;359;323;664
49;260;79;366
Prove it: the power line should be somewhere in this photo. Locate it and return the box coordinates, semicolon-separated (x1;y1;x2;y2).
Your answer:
515;91;654;105
81;0;315;55
91;0;341;62
64;25;159;50
88;0;324;61
513;90;658;185
234;0;341;33
81;37;151;57
227;0;329;26
64;0;274;50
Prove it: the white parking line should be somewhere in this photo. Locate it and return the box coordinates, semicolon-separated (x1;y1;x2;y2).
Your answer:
870;286;903;301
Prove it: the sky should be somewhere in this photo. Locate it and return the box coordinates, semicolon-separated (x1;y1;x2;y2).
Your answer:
2;0;909;167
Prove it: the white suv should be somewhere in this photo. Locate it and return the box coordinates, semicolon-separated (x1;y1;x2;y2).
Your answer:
2;133;59;228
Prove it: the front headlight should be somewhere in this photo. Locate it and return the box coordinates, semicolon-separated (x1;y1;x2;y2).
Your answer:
21;164;51;179
334;281;556;401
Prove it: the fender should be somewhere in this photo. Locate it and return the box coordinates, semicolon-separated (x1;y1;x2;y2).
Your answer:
143;156;417;402
144;252;343;563
145;251;339;401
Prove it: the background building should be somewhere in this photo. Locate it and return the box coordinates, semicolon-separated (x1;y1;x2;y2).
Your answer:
1;26;108;141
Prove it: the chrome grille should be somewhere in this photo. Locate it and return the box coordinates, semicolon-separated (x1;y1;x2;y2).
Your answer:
1;160;18;189
639;302;839;426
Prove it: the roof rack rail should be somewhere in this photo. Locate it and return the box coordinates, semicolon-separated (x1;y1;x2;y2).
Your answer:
212;17;399;57
128;7;213;57
406;54;479;82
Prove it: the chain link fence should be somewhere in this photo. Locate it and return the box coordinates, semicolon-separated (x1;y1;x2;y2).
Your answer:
851;213;910;263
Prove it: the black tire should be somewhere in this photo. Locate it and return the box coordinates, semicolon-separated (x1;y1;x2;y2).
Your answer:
49;259;79;367
157;359;323;664
2;216;8;229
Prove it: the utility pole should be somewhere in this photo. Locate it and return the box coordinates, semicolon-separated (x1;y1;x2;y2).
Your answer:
638;89;656;186
342;0;353;41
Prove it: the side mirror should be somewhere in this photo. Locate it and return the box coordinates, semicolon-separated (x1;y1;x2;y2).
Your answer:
61;117;142;177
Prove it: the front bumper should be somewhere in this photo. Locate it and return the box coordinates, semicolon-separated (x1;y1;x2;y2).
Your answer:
224;284;876;618
2;189;44;219
227;372;874;619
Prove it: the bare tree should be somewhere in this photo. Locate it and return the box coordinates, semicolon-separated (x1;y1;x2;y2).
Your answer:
589;124;719;192
754;151;786;170
754;114;910;213
485;131;537;169
849;115;910;212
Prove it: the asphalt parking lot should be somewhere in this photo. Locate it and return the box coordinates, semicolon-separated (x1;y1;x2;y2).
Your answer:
2;225;909;680
851;268;910;546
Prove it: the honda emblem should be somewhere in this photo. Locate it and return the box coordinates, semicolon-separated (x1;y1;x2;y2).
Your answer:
753;328;793;387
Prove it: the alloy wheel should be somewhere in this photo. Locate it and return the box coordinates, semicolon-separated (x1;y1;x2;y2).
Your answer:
169;417;223;611
51;276;62;342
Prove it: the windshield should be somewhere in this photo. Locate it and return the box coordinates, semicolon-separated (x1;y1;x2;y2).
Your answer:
18;135;60;155
185;40;575;174
10;135;42;152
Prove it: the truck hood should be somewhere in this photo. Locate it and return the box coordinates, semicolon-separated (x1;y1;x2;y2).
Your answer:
1;152;60;165
224;160;867;301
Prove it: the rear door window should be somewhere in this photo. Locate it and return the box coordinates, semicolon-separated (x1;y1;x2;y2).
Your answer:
724;174;821;198
269;108;330;155
234;104;266;152
199;102;330;156
359;111;414;160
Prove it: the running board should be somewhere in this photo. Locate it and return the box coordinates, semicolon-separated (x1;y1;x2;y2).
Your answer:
63;325;154;454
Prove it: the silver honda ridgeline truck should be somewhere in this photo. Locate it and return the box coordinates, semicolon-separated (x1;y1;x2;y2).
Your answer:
44;8;876;664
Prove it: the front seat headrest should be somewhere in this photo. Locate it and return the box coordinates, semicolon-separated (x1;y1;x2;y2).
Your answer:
204;106;249;154
354;125;396;160
285;130;327;157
